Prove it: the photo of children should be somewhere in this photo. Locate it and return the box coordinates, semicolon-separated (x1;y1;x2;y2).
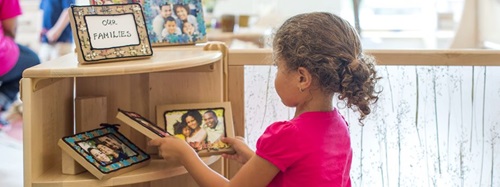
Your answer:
163;108;230;154
143;0;206;45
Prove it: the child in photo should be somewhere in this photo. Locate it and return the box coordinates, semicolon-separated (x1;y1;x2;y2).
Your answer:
173;121;190;141
161;16;181;41
181;21;198;42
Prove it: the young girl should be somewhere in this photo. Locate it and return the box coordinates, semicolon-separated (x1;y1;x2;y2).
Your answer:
149;12;379;187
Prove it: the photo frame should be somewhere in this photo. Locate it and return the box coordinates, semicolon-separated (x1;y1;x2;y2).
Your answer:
69;4;153;64
58;125;150;179
141;0;207;46
116;108;172;140
156;102;235;156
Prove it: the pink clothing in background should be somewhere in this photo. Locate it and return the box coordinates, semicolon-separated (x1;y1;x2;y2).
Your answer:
0;0;22;76
256;109;352;187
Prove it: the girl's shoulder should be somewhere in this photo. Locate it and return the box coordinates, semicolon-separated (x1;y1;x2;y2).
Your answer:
262;120;300;139
257;121;299;145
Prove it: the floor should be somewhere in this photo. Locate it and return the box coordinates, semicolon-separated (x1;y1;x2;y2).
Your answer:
0;112;24;187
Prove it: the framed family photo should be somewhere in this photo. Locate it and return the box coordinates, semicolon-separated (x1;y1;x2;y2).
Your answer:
156;102;235;156
58;125;150;179
141;0;207;46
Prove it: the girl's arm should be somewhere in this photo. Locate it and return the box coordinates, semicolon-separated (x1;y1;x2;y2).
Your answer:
149;137;280;187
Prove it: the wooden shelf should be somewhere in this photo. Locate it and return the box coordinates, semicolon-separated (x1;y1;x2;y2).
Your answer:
23;48;222;78
22;44;227;187
32;157;219;187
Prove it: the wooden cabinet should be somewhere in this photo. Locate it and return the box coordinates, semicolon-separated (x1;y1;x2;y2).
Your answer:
21;44;228;187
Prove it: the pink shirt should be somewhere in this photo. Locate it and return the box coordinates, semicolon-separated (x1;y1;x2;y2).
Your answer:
256;109;352;187
0;0;22;76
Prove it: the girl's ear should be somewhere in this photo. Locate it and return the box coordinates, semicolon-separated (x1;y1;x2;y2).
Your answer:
297;67;312;91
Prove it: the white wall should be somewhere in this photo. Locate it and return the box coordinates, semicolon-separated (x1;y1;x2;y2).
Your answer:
212;0;343;28
479;0;500;48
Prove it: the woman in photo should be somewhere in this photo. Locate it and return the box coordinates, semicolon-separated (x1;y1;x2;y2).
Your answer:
181;110;207;150
96;143;129;163
173;4;198;31
88;147;112;165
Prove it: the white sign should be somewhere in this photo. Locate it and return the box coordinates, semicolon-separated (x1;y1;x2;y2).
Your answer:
85;14;140;49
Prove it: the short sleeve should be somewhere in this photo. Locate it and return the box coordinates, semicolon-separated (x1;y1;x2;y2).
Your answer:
0;0;22;20
256;121;303;172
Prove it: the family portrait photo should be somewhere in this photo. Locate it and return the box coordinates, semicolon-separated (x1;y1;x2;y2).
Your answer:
77;134;136;166
142;0;207;45
156;102;235;156
59;126;150;174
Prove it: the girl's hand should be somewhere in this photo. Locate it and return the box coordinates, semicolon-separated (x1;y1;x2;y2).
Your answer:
221;136;254;164
148;136;196;163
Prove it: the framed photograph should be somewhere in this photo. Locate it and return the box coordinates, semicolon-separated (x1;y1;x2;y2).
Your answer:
141;0;207;46
156;102;235;156
58;125;150;179
68;4;153;64
116;108;173;140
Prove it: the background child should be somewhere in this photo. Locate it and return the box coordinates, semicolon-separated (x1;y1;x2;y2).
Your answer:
0;0;40;129
149;12;380;187
39;0;74;63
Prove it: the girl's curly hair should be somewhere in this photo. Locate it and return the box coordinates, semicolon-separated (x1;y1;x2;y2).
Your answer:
273;12;381;123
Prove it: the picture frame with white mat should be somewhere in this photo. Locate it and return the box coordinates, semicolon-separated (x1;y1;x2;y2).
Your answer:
68;3;153;64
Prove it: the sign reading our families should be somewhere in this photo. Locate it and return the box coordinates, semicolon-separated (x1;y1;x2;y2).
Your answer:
69;4;153;64
85;14;139;49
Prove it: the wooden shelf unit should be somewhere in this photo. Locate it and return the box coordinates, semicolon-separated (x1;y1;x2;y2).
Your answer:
32;157;219;187
21;45;227;187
